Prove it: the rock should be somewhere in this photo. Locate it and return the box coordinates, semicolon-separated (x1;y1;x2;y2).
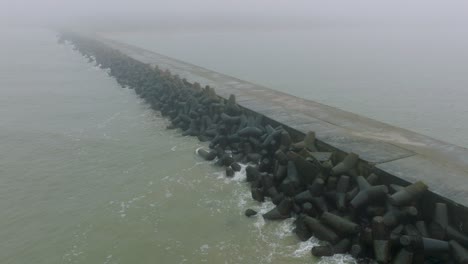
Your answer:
245;209;257;217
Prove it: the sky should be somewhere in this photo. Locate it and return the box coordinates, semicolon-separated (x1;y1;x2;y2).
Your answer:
1;0;468;30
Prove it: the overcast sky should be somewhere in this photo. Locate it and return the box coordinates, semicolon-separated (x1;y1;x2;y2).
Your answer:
1;0;468;29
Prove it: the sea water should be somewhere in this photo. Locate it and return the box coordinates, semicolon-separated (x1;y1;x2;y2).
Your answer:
0;28;355;263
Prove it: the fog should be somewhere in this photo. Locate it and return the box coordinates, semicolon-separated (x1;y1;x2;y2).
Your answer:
1;0;468;31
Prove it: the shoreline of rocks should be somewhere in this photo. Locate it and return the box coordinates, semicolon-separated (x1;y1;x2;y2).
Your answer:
59;32;468;264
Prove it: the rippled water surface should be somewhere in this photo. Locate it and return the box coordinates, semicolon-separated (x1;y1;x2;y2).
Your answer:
0;28;357;264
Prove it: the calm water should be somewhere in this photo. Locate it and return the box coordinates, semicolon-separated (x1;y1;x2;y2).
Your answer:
106;24;468;148
0;28;357;263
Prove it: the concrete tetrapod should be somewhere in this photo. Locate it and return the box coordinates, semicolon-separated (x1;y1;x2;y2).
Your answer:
448;226;468;247
310;196;329;214
415;220;430;237
287;151;321;185
302;202;318;217
390;224;404;244
388;181;428;206
350;176;388;209
372;216;391;263
391;248;414;264
346;173;379;201
246;166;260;182
383;202;418;227
311;238;351;257
335;175;350;211
303;216;340;243
292;131;317;152
320;212;360;236
225;167;234;177
196;148;217;161
263;198;293;220
450;240;468;264
350;237;366;259
251;187;264;202
430;202;449;240
366;206;387;217
331;152;359;176
230;162;241;172
294;214;313;241
400;235;450;254
279;161;301;196
273;162;287;182
266;186;285;205
294;178;325;204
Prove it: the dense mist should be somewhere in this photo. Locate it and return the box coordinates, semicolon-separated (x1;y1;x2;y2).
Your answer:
1;0;468;31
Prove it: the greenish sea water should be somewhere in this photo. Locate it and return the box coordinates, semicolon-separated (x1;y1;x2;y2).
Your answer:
0;28;355;264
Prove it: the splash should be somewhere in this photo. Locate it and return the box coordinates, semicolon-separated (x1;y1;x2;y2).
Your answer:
318;254;357;264
291;238;320;258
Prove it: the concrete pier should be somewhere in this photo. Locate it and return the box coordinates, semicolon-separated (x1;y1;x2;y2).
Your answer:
100;37;468;226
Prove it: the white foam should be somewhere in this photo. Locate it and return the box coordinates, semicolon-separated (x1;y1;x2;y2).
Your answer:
103;254;113;264
116;195;146;218
119;201;125;214
318;254;357;264
216;163;249;184
199;158;357;264
183;162;204;172
213;170;225;180
252;200;276;232
230;163;248;182
274;218;295;239
235;187;251;208
290;238;320;258
199;244;210;254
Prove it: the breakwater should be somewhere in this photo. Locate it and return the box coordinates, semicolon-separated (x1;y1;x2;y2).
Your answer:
59;31;468;263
